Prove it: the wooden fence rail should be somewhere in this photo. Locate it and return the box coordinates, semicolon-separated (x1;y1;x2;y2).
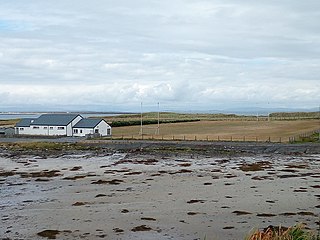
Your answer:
103;128;320;143
109;134;289;143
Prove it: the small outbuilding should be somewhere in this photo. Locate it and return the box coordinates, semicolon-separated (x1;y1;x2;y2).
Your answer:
72;118;111;137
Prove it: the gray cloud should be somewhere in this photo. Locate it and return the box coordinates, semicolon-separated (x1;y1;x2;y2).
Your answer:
0;0;319;111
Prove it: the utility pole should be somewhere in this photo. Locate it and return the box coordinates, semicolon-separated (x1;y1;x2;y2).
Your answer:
140;102;143;135
267;101;270;122
157;102;160;135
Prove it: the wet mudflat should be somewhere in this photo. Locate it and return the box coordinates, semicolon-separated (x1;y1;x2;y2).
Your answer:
0;149;319;240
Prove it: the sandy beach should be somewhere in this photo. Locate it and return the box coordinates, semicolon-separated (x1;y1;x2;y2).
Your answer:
1;142;320;239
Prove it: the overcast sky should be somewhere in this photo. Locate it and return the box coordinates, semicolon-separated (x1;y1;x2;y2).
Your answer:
0;0;319;112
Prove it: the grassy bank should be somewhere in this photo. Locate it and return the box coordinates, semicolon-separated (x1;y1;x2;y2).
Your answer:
295;132;320;143
0;142;98;151
246;224;319;240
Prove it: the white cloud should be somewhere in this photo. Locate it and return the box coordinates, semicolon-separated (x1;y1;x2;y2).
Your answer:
0;0;319;111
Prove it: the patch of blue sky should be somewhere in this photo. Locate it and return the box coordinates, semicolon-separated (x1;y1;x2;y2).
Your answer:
0;19;32;32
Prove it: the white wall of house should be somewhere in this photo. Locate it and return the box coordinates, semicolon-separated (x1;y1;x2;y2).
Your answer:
48;125;68;136
31;125;51;135
73;128;94;137
16;125;71;136
68;115;83;136
94;121;111;136
73;121;111;137
20;125;68;136
15;127;33;135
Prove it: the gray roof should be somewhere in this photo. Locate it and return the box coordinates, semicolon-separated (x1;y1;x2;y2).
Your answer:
73;118;104;128
31;114;82;126
15;118;35;127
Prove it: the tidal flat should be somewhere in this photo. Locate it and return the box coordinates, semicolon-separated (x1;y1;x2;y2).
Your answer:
0;144;319;240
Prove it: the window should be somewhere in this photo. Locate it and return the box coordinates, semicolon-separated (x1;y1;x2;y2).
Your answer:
73;129;78;134
33;126;39;129
44;127;47;129
95;129;99;133
80;130;82;133
20;128;24;131
107;129;111;135
57;127;65;130
50;127;53;130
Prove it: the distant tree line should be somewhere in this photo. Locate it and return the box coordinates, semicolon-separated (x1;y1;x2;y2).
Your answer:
110;119;200;127
270;112;319;118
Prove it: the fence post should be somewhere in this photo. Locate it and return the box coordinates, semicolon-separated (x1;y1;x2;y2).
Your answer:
218;136;220;141
268;136;270;142
243;136;245;142
256;136;258;142
206;136;208;141
173;135;174;140
231;136;233;142
184;135;185;141
279;137;281;143
195;136;197;141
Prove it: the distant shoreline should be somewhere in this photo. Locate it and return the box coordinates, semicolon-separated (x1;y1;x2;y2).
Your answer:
0;112;136;120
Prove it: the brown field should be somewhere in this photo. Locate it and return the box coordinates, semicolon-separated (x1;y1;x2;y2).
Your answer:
111;119;320;142
0;119;18;127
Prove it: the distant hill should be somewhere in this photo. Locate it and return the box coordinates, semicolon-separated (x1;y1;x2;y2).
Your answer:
180;107;319;116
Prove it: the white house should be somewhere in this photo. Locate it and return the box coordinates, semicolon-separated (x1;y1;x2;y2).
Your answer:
73;118;111;137
15;114;111;137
